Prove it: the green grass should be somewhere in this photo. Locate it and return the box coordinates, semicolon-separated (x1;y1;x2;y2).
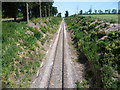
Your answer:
2;22;42;88
2;17;61;88
80;14;118;23
75;80;89;89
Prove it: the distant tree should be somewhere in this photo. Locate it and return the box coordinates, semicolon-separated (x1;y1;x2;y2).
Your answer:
105;10;109;14
65;11;69;17
57;13;61;17
108;9;111;14
88;8;92;14
112;9;117;14
52;7;58;16
118;9;120;14
98;10;103;14
95;10;97;14
79;10;83;15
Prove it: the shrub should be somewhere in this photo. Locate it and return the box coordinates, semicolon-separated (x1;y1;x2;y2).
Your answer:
40;26;47;34
65;15;120;88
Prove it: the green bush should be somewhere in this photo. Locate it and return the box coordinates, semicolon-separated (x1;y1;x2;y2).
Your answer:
40;26;47;34
34;31;43;39
65;15;120;88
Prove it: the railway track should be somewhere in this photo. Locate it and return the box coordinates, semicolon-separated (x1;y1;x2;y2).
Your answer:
31;19;78;88
47;20;64;88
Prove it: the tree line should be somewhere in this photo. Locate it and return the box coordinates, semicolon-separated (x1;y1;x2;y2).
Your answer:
78;9;120;15
2;2;58;21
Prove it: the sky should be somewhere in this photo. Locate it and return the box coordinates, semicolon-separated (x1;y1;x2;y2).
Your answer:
53;0;119;17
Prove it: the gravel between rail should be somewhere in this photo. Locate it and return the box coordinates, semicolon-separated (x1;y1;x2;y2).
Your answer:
31;19;82;88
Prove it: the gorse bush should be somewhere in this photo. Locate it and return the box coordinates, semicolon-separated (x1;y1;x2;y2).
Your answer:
65;15;120;88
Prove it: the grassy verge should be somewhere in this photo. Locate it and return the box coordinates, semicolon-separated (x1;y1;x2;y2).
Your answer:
80;14;118;23
65;15;120;88
2;17;61;88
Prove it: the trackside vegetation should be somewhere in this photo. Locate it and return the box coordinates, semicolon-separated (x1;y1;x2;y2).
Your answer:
81;14;118;23
2;17;61;88
65;15;120;88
